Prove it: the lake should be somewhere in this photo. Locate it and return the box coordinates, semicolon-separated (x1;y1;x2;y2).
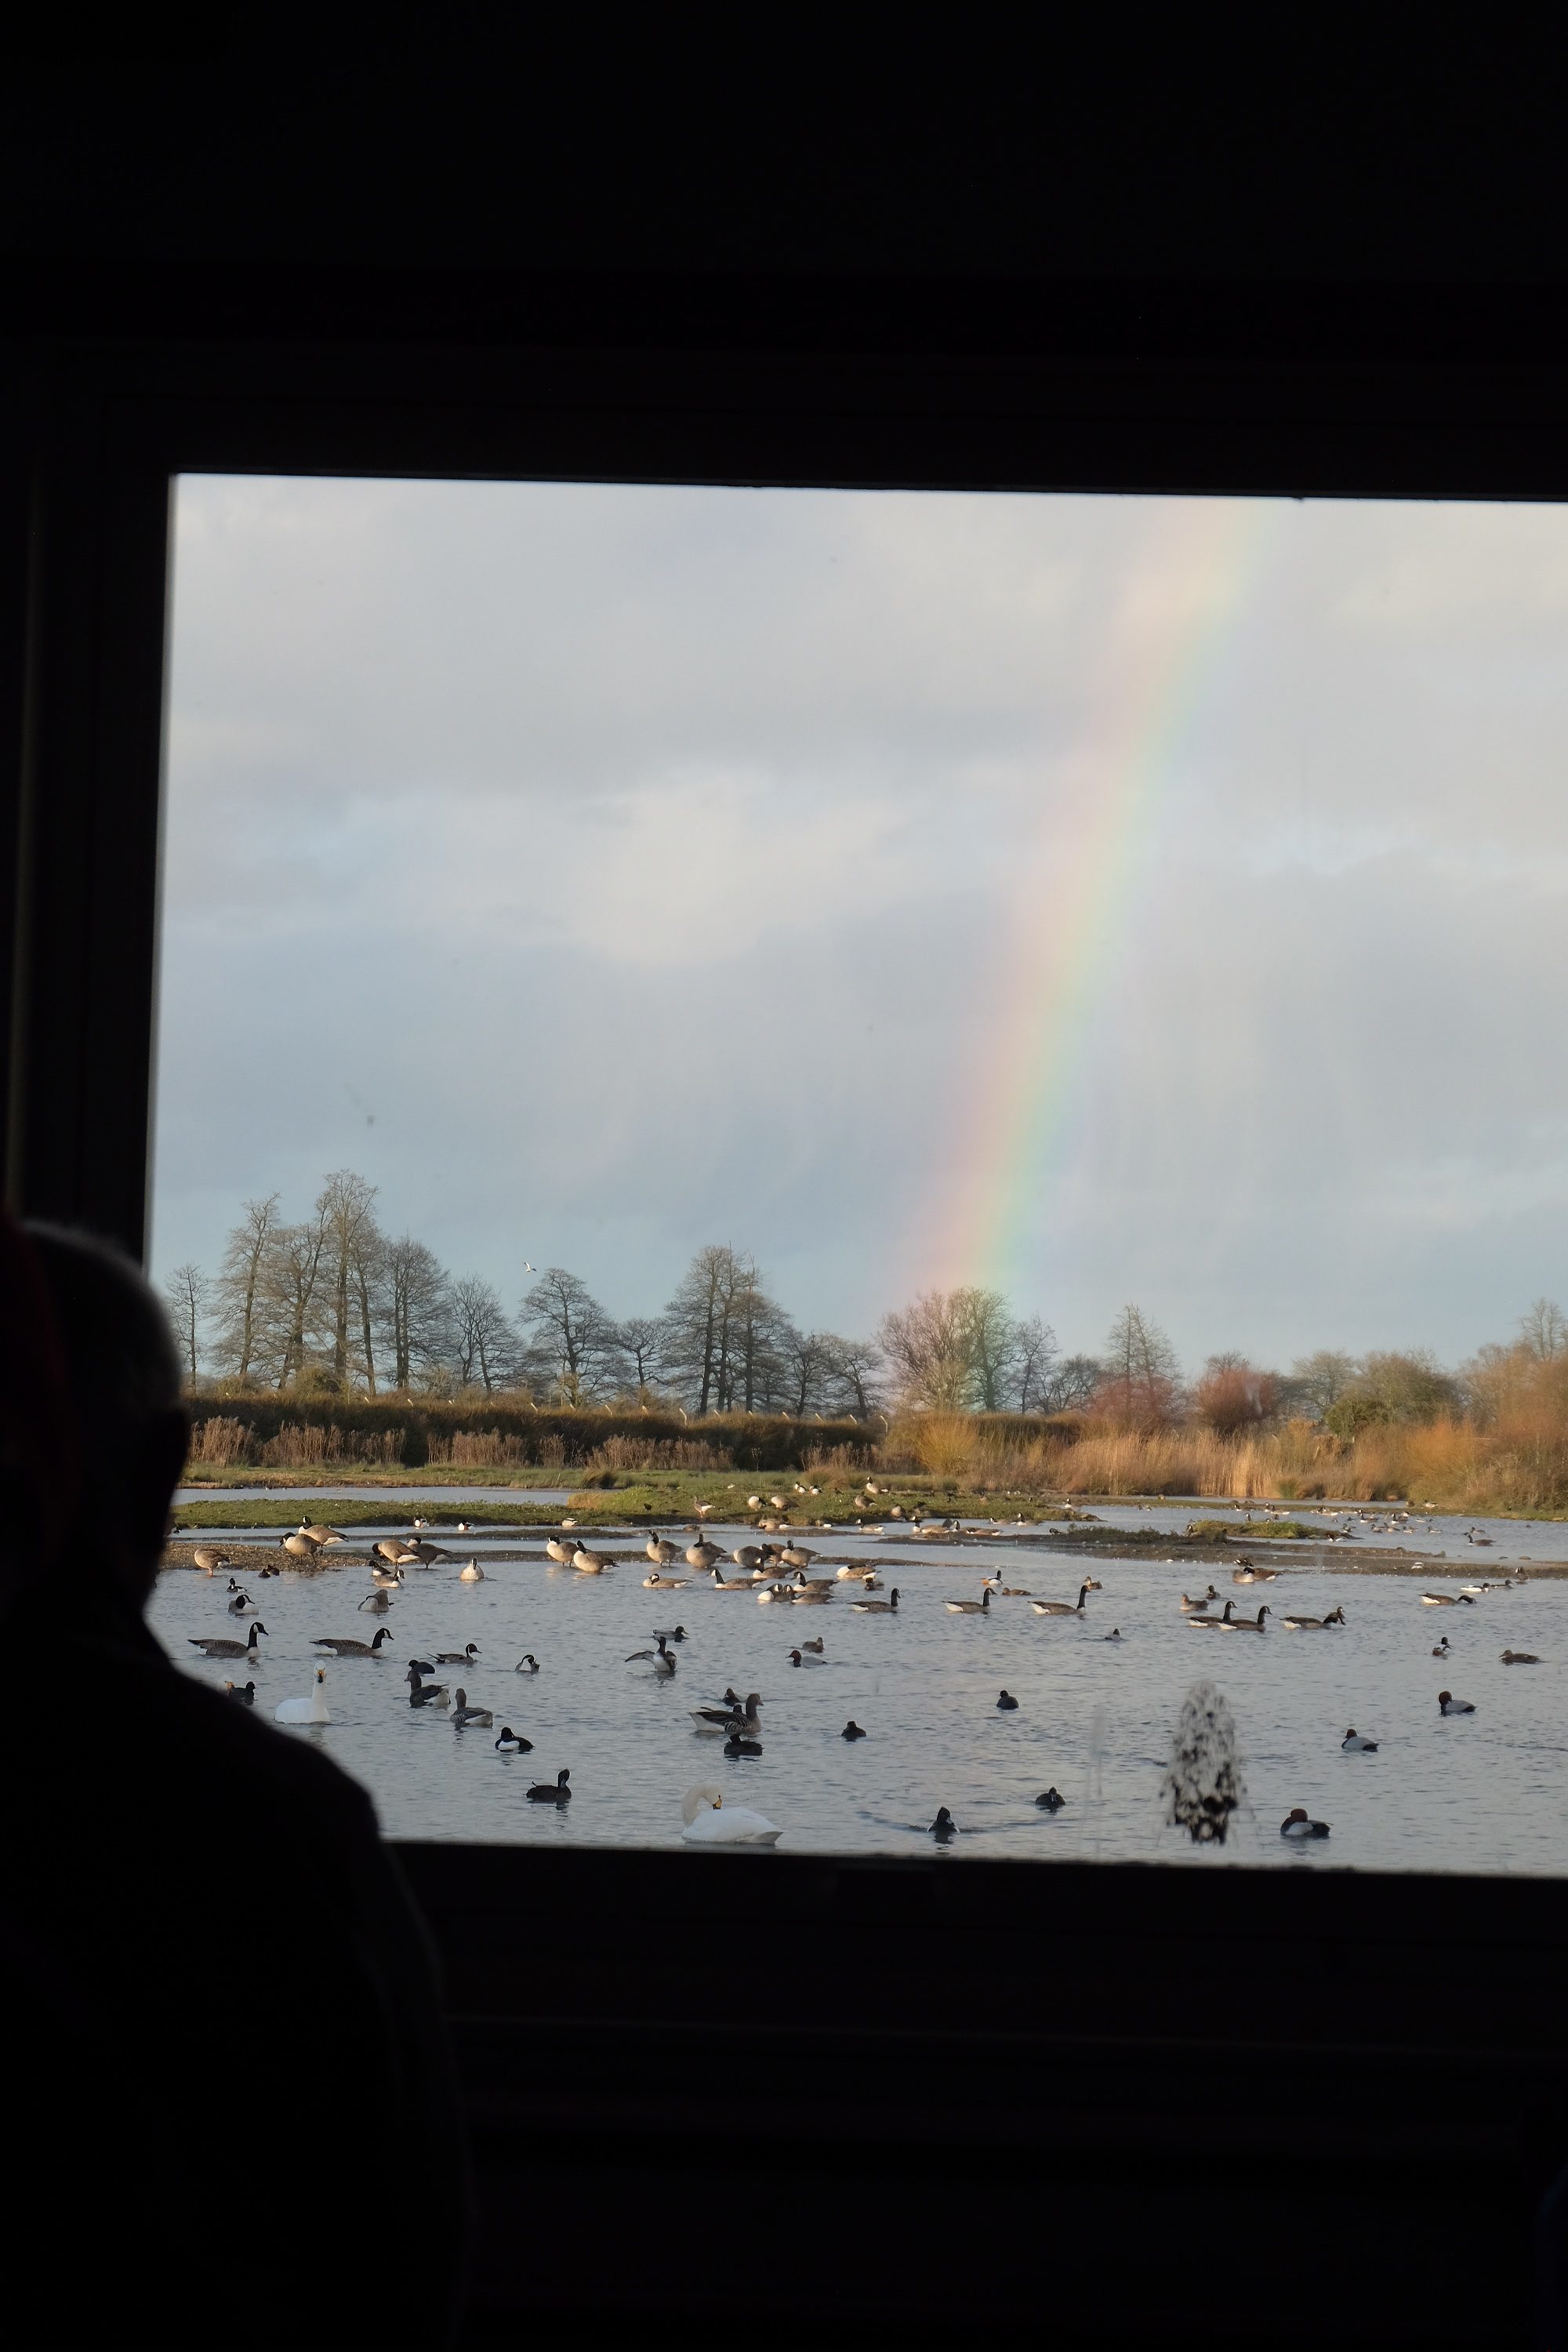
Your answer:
149;1502;1568;1874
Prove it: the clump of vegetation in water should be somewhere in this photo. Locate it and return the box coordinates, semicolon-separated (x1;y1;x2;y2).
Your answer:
1184;1519;1310;1543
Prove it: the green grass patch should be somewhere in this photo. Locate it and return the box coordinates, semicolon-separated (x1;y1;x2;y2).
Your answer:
1185;1517;1312;1542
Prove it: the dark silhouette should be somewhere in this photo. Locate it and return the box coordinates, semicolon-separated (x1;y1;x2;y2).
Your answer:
0;1218;467;2344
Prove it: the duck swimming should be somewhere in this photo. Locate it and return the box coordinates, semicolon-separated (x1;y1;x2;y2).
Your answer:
526;1769;572;1803
451;1689;494;1729
223;1680;256;1705
681;1784;782;1846
1280;1808;1330;1839
1438;1690;1476;1715
514;1653;540;1673
1501;1650;1541;1664
723;1730;763;1757
652;1624;687;1644
996;1690;1019;1711
1036;1788;1065;1811
1432;1635;1451;1657
840;1719;867;1740
1341;1728;1379;1752
930;1807;956;1842
495;1727;533;1753
435;1643;481;1665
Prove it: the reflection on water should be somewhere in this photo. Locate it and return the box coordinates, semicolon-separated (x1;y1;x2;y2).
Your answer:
150;1506;1568;1875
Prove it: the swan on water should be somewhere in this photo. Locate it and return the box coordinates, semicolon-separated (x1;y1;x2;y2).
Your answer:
681;1784;782;1846
275;1668;331;1724
459;1559;485;1582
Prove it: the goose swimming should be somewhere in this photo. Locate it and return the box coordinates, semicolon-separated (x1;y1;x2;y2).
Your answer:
644;1570;688;1588
707;1566;753;1592
358;1590;394;1613
945;1589;990;1615
526;1769;572;1803
1280;1808;1330;1840
691;1693;763;1734
851;1587;899;1613
451;1689;494;1729
226;1585;255;1614
313;1628;394;1657
681;1784;782;1845
1420;1592;1473;1606
1223;1605;1270;1633
1187;1600;1236;1629
406;1666;450;1709
495;1727;533;1753
731;1545;764;1571
1030;1582;1092;1619
1438;1690;1476;1715
188;1621;267;1659
274;1668;331;1724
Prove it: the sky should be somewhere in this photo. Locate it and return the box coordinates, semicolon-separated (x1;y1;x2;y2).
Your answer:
151;477;1568;1371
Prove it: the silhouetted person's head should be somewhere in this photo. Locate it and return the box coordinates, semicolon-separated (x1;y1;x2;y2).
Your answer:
19;1224;187;1610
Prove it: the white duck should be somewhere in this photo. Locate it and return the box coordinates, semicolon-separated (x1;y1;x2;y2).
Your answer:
275;1668;331;1724
680;1784;782;1846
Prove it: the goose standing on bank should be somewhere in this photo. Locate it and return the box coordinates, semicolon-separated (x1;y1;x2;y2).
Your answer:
681;1784;781;1846
193;1547;231;1577
545;1537;574;1565
1031;1582;1093;1619
685;1537;722;1572
281;1531;321;1562
313;1628;394;1658
645;1536;681;1568
274;1668;331;1724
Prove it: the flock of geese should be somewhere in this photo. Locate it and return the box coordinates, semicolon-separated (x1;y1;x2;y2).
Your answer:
181;1503;1546;1850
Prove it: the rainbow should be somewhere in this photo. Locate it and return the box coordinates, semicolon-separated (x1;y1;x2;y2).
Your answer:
938;496;1275;1295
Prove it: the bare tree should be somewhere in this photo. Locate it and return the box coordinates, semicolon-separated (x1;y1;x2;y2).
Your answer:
612;1316;666;1399
521;1267;612;1404
163;1263;211;1382
960;1288;1019;1411
1040;1354;1103;1411
264;1209;332;1388
821;1334;884;1418
725;1279;790;1412
1519;1298;1568;1361
317;1170;381;1390
1193;1355;1281;1436
662;1245;757;1414
1011;1315;1060;1413
1094;1304;1182;1428
878;1290;978;1410
382;1236;452;1390
452;1276;517;1393
1288;1349;1359;1420
781;1327;838;1416
211;1192;280;1381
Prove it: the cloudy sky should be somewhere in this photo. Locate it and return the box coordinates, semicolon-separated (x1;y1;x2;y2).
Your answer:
152;477;1568;1370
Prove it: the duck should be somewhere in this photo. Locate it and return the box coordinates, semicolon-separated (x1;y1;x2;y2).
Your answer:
1438;1690;1476;1715
997;1583;1033;1599
930;1807;956;1842
1501;1650;1541;1664
358;1589;394;1613
685;1539;722;1571
652;1624;688;1644
841;1719;868;1740
188;1621;267;1659
406;1667;451;1709
1420;1591;1474;1606
644;1537;681;1568
723;1729;763;1757
274;1668;331;1724
1232;1563;1279;1584
459;1559;485;1582
1223;1606;1270;1633
1035;1788;1065;1811
799;1636;825;1653
514;1653;540;1674
1431;1635;1451;1657
625;1635;677;1676
312;1628;394;1657
851;1588;900;1614
945;1589;991;1615
1179;1588;1221;1613
572;1546;609;1575
1341;1728;1379;1752
996;1690;1019;1711
787;1646;826;1667
691;1693;764;1734
644;1570;689;1589
526;1769;572;1804
1280;1809;1330;1840
451;1689;494;1729
1102;1628;1122;1642
226;1587;255;1614
495;1727;533;1753
681;1784;781;1845
1030;1582;1092;1618
192;1547;231;1576
544;1537;574;1565
223;1680;256;1705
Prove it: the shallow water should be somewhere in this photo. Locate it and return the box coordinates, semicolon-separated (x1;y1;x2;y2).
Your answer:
174;1483;576;1508
151;1508;1568;1875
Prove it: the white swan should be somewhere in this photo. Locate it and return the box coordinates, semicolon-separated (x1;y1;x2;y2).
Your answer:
459;1559;485;1581
680;1784;782;1846
275;1668;331;1724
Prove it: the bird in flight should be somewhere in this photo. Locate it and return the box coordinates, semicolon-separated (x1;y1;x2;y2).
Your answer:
523;1261;535;1272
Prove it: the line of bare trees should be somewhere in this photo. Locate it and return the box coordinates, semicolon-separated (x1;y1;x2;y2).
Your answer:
162;1173;1566;1428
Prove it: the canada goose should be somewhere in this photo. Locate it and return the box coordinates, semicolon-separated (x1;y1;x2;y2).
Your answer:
652;1624;688;1644
1031;1583;1092;1619
1438;1690;1476;1715
644;1570;689;1588
681;1784;782;1845
691;1692;763;1734
778;1543;814;1569
514;1653;540;1673
452;1689;494;1729
646;1537;681;1566
1232;1563;1279;1584
731;1545;764;1571
1501;1650;1541;1664
406;1667;450;1709
373;1541;417;1568
193;1548;231;1576
626;1636;677;1676
1180;1588;1221;1613
312;1628;394;1657
404;1541;449;1566
274;1668;331;1724
1280;1809;1330;1839
945;1590;991;1614
1282;1613;1326;1630
841;1719;868;1740
435;1642;481;1665
800;1636;824;1653
707;1566;753;1592
545;1537;574;1565
369;1564;405;1590
851;1588;900;1614
930;1807;956;1842
724;1729;763;1757
281;1531;320;1560
996;1690;1019;1711
227;1587;255;1614
1431;1636;1450;1657
572;1546;609;1574
1420;1592;1473;1606
836;1562;871;1581
223;1680;256;1705
525;1769;572;1803
686;1540;721;1571
1036;1788;1065;1811
459;1559;485;1582
299;1522;346;1545
1187;1601;1236;1630
1224;1606;1270;1632
188;1621;267;1659
495;1727;533;1753
1341;1728;1379;1752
